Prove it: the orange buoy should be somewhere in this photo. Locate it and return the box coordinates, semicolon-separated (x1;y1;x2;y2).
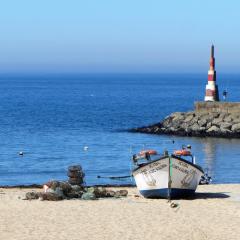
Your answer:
139;149;158;156
174;149;191;156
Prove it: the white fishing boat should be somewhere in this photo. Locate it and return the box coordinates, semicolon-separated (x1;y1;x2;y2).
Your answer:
132;146;204;199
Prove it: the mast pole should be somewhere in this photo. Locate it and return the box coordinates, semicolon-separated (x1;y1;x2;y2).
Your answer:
168;157;172;201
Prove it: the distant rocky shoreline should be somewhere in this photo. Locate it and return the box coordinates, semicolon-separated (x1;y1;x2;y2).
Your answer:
131;107;240;138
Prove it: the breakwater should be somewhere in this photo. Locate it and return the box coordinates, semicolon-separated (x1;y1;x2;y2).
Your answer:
132;102;240;138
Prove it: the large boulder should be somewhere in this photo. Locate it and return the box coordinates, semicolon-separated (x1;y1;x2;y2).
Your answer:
189;117;198;126
219;122;232;130
189;123;200;132
211;113;220;118
219;113;228;119
199;113;211;122
181;122;191;130
207;126;220;133
212;118;223;126
198;119;207;127
206;121;212;129
183;114;194;123
231;114;240;124
231;123;240;132
171;120;183;129
162;117;174;128
219;128;232;135
224;115;233;122
171;112;185;121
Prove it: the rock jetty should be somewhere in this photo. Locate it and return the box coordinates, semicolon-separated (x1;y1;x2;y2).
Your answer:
132;110;240;138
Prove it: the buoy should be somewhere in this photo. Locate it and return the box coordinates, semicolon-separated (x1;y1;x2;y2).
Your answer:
139;149;157;156
174;149;191;156
83;146;89;151
19;151;24;156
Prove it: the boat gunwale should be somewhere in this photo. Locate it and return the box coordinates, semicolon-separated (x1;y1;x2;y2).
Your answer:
132;154;204;174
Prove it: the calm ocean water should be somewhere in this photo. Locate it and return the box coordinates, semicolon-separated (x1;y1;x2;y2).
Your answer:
0;73;240;186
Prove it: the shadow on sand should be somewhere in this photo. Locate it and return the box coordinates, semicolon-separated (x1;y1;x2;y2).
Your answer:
185;192;230;200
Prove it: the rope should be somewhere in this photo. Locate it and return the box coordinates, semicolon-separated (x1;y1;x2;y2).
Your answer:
97;175;132;179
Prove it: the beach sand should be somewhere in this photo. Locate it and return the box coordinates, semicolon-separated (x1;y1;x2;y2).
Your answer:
0;184;240;240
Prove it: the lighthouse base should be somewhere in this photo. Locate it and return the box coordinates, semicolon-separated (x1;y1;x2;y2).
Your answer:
204;85;219;102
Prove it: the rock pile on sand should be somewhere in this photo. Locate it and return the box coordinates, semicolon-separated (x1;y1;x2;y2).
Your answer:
25;164;128;201
25;181;128;201
132;111;240;138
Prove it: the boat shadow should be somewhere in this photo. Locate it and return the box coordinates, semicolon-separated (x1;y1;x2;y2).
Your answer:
184;192;230;200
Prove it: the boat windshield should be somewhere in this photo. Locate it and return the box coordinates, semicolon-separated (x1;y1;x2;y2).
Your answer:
148;154;165;161
133;152;195;165
132;153;166;165
172;153;194;164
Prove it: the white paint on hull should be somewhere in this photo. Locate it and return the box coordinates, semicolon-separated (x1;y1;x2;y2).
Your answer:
133;156;203;194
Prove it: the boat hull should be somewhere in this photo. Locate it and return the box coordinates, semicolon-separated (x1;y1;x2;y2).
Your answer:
133;155;204;199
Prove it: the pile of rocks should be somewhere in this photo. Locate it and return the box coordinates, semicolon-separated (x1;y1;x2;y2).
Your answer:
25;181;128;201
132;111;240;138
25;164;128;201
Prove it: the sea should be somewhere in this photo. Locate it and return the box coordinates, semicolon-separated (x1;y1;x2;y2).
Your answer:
0;73;240;186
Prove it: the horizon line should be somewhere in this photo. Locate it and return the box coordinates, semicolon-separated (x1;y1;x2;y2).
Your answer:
0;71;240;76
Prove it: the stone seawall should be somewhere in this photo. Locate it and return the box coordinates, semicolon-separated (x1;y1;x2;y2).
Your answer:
131;102;240;138
195;102;240;114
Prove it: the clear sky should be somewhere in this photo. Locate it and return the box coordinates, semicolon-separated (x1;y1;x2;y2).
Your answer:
0;0;239;73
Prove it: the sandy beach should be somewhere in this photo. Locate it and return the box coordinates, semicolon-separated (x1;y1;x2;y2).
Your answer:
0;184;239;240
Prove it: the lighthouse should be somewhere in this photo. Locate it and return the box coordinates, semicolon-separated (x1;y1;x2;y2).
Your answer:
204;45;219;101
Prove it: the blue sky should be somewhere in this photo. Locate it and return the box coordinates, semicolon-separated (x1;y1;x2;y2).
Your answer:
0;0;239;73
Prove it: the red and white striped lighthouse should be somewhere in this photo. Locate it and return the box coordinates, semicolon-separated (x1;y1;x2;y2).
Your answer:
204;45;219;101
